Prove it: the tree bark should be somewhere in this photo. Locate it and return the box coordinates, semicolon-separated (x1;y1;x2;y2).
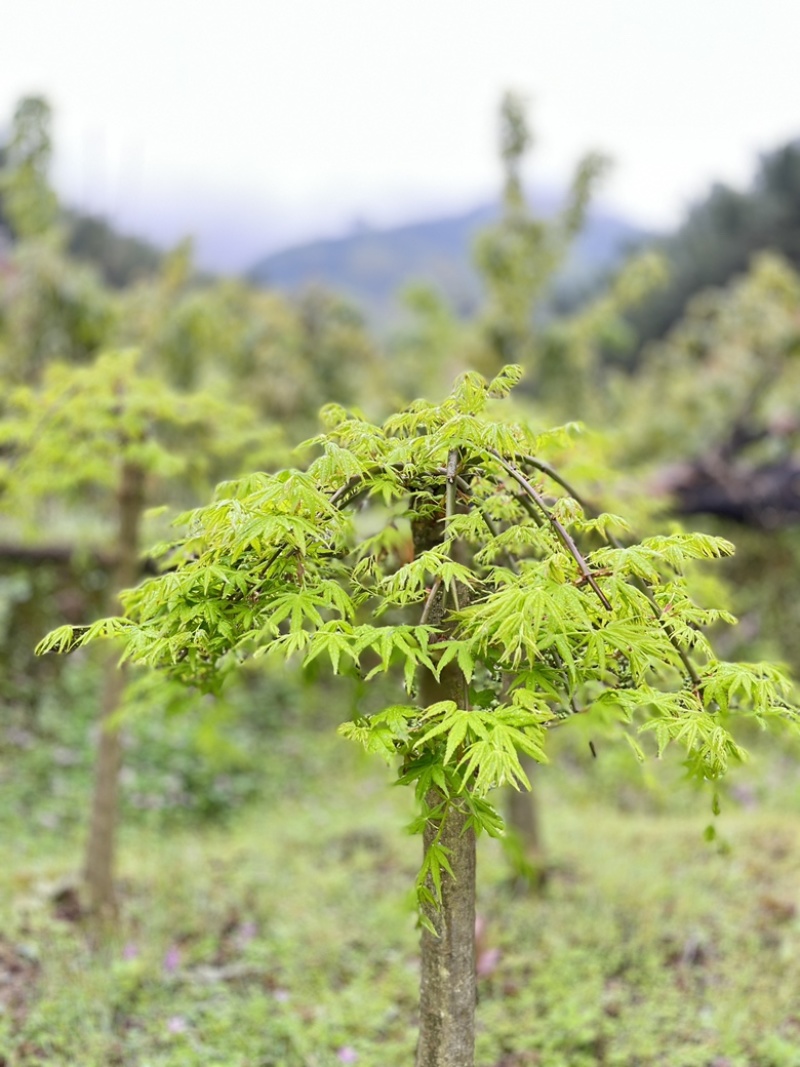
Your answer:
416;790;476;1067
413;497;476;1067
83;460;144;921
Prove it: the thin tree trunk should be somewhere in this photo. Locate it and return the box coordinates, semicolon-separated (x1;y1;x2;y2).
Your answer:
84;461;144;921
416;787;476;1067
413;497;476;1067
505;754;546;890
84;666;125;919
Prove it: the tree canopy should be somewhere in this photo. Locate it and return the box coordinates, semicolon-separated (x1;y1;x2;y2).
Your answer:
40;366;798;844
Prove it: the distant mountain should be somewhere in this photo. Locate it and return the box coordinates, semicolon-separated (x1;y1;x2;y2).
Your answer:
247;196;649;325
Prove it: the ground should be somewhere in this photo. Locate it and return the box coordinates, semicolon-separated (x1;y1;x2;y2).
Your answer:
1;727;800;1067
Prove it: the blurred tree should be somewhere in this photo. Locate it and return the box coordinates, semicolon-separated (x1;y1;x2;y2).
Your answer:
0;95;59;241
1;349;278;920
0;241;117;383
610;253;800;670
65;210;163;288
115;246;383;431
473;91;610;379
0;98;118;386
627;139;800;344
387;282;474;405
389;93;664;426
0;94;162;287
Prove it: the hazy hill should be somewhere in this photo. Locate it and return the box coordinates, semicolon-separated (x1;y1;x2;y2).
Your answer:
248;197;648;325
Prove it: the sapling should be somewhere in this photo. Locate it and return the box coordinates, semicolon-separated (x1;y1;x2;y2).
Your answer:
39;366;798;1065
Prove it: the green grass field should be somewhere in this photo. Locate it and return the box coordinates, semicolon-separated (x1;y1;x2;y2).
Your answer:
2;727;800;1067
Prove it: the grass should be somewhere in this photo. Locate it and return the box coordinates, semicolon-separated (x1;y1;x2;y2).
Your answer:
2;728;800;1066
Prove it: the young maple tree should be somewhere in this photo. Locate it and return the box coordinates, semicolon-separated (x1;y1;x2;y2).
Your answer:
4;348;275;919
40;365;798;1066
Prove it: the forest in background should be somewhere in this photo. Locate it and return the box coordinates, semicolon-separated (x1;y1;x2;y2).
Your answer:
2;93;800;1066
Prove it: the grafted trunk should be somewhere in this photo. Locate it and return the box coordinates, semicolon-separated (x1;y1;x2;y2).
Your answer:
84;460;144;921
416;790;476;1067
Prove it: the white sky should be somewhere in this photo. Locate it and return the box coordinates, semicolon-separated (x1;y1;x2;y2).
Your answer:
3;0;800;269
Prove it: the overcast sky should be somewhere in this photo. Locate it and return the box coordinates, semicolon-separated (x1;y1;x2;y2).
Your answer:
3;0;800;270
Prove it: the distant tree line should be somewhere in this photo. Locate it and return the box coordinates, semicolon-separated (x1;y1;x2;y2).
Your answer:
0;96;163;287
625;139;800;346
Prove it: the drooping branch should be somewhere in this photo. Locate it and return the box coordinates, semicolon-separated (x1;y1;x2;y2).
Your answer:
328;472;369;507
518;456;702;688
488;449;612;610
523;454;590;506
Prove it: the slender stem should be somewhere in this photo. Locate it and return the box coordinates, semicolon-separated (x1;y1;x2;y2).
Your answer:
489;449;612;611
327;461;410;509
514;492;545;528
